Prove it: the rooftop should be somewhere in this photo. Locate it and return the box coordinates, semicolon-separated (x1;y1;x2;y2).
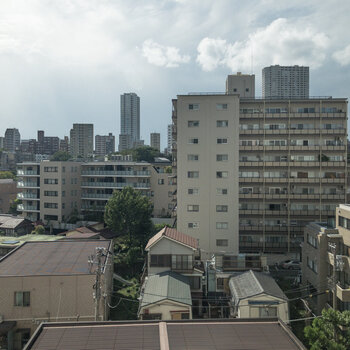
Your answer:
0;234;63;247
0;240;111;277
24;319;306;350
0;215;31;229
146;226;198;250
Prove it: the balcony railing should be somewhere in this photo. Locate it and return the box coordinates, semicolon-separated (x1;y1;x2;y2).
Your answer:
17;193;39;200
81;170;150;176
17;170;40;176
17;204;39;212
17;182;39;188
81;193;112;199
336;283;350;302
81;182;150;189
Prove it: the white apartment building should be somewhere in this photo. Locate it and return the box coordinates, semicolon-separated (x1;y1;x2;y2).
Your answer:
226;73;255;97
172;75;347;256
262;65;309;99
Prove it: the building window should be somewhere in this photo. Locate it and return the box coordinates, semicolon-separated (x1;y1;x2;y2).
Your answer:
188;276;201;289
216;154;228;162
188;171;199;178
188;222;199;228
217;278;224;290
44;179;58;185
44;191;58;197
14;292;30;307
44;203;58;209
62;191;65;197
188;138;199;144
62;178;65;185
158;179;164;185
44;214;58;221
187;205;199;212
216;171;228;178
189;104;199;110
172;255;193;270
216;222;228;229
44;166;58;172
188;188;199;195
216;239;228;247
217;188;228;195
188;120;199;127
217;138;228;144
188;154;199;161
150;254;171;267
216;104;228;110
168;203;173;210
216;205;228;212
259;307;277;317
217;120;228;127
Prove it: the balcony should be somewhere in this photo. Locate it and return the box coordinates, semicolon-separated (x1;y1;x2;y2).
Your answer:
17;170;40;176
17;204;39;212
17;181;39;188
81;170;150;177
81;193;112;200
81;204;105;211
336;283;350;302
81;182;151;189
17;193;40;200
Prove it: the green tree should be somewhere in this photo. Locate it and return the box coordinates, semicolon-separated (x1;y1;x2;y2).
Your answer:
104;187;153;246
31;225;45;235
304;308;350;350
132;146;160;162
8;198;21;215
0;171;15;179
50;151;71;161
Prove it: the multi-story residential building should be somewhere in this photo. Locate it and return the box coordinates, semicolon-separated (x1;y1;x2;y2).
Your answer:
166;124;173;154
302;204;350;314
0;136;4;149
226;73;255;97
262;65;309;99
95;133;115;156
59;136;69;152
119;92;140;151
150;132;160;151
17;161;81;224
4;128;20;152
36;130;60;155
69;123;94;158
172;74;347;256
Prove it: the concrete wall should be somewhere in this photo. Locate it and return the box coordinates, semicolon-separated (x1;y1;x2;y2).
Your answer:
140;299;192;320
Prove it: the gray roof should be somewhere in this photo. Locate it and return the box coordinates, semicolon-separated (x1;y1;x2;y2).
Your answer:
141;271;192;308
0;215;29;229
229;270;287;303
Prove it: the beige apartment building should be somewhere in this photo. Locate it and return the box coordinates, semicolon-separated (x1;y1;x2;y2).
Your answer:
302;204;350;314
0;240;113;350
172;74;347;256
17;161;81;224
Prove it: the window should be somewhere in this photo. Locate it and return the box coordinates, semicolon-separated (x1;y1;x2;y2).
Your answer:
62;166;65;172
216;239;228;247
62;203;65;209
44;179;58;185
217;120;228;127
14;291;30;306
216;205;228;212
168;203;173;209
188;138;199;144
150;255;171;267
188;120;199;127
188;171;199;178
62;178;65;185
216;222;228;229
216;171;228;178
187;205;199;212
216;104;228;110
189;104;199;110
44;214;58;221
216;154;228;162
188;154;199;161
158;179;164;185
188;188;199;195
44;203;58;209
172;255;193;270
62;191;65;197
217;138;228;144
188;222;199;228
217;188;228;195
259;307;277;317
44;166;58;172
44;191;58;197
217;278;224;290
188;276;201;289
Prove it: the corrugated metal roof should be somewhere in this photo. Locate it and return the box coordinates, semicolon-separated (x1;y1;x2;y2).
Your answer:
0;240;111;276
141;271;192;307
145;227;198;250
0;215;28;229
229;270;287;302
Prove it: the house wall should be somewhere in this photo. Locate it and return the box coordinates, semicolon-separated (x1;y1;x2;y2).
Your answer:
237;293;289;323
140;299;192;320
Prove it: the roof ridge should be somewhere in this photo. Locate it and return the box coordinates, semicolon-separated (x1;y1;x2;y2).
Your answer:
249;270;264;294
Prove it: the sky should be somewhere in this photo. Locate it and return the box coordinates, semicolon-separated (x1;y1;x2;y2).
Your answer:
1;0;350;150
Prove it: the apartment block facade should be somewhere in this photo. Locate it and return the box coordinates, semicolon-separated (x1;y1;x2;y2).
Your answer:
95;133;115;156
150;132;160;151
69;123;94;158
172;79;347;255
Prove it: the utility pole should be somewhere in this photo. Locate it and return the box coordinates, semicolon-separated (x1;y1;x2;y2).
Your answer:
328;242;337;310
88;247;107;321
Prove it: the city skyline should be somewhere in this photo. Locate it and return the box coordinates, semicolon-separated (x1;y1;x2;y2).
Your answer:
1;1;350;149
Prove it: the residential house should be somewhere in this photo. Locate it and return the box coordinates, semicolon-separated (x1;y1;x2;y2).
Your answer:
0;214;33;236
229;270;289;323
0;240;113;350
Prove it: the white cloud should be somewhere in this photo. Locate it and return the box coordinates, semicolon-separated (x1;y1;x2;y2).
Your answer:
142;39;190;68
196;18;329;72
333;45;350;66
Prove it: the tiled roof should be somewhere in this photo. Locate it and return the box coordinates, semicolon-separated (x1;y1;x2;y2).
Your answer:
145;227;198;250
140;271;192;308
229;270;287;303
0;240;111;276
0;215;29;229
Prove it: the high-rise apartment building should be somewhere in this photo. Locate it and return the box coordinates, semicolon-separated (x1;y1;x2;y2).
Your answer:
59;136;69;153
36;130;59;155
119;93;140;151
150;132;160;151
4;128;20;152
69;124;94;158
166;124;173;154
172;74;347;256
95;133;115;156
262;65;309;99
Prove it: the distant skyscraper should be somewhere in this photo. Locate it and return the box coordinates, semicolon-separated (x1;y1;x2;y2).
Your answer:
167;124;173;154
262;65;309;99
150;133;160;151
119;93;140;151
95;133;115;155
69;124;94;158
59;136;69;153
4;128;20;152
